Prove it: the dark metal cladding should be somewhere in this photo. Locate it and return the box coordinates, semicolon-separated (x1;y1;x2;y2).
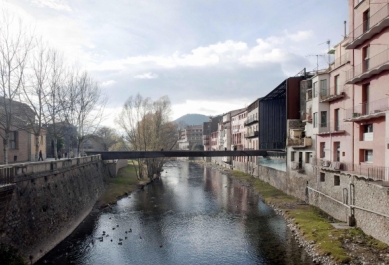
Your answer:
85;150;282;160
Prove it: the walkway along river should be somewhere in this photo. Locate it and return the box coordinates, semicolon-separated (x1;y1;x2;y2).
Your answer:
36;161;314;265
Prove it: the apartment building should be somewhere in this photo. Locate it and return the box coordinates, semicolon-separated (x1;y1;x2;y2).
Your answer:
177;125;203;151
244;99;260;168
342;0;389;180
231;109;247;164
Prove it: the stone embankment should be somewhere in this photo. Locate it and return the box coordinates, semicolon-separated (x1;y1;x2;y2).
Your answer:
0;155;107;264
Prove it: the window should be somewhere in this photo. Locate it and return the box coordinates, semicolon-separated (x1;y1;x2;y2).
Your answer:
320;142;325;158
305;152;311;163
10;131;18;149
291;151;295;162
312;112;316;126
334;142;340;162
363;9;370;32
320;111;327;127
364;150;373;162
320;79;327;97
313;81;318;97
362;124;373;141
363;45;370;71
334;75;340;94
320;172;325;182
334;108;340;131
334;175;340;186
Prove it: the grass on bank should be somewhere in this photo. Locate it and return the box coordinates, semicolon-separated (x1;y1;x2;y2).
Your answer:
231;170;388;264
98;161;146;207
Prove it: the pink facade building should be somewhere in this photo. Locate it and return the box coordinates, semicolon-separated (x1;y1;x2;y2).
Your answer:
231;109;247;164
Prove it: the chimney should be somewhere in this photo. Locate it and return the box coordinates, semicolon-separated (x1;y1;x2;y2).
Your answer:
344;21;347;39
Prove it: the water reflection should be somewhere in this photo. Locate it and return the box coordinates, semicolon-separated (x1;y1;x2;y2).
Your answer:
37;161;312;265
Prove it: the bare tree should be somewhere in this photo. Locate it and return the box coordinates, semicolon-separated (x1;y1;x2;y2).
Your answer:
117;94;177;180
20;40;49;161
94;126;120;151
41;49;67;160
0;11;34;164
64;71;106;157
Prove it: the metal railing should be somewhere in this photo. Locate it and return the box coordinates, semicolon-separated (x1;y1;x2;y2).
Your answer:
346;48;389;82
244;117;258;126
320;86;345;101
345;97;389;120
312;159;388;181
331;52;350;69
348;3;389;43
244;131;259;138
316;121;349;134
0;166;15;186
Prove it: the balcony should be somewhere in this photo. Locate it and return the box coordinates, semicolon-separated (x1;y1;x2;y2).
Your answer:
344;97;389;121
313;159;388;181
287;137;312;148
244;117;258;126
316;121;349;135
319;87;345;103
202;135;210;140
346;48;389;84
244;130;259;138
345;4;389;49
302;111;312;123
330;53;350;70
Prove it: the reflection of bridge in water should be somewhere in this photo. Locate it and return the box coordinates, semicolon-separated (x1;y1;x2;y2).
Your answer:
86;150;285;160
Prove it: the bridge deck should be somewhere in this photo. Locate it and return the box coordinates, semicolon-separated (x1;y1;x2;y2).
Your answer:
86;150;284;160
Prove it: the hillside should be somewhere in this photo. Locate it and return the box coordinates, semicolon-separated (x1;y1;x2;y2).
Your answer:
174;114;209;126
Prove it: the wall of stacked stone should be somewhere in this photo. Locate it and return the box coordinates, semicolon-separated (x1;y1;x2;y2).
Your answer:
0;156;107;263
254;164;389;245
351;177;389;245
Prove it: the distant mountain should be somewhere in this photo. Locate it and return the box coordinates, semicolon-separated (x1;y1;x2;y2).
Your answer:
174;114;210;126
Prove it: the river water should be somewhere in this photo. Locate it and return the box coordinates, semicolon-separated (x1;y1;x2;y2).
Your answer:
37;161;313;265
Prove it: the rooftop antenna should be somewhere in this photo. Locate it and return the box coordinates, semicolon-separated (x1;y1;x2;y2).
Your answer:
319;40;331;66
306;54;325;73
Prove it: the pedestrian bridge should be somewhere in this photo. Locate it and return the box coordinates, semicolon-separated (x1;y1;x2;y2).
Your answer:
85;150;285;160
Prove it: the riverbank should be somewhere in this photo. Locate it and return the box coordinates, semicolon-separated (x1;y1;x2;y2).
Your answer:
204;162;389;265
97;162;147;208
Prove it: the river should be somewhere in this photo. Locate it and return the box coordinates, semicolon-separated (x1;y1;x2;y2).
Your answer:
37;161;314;265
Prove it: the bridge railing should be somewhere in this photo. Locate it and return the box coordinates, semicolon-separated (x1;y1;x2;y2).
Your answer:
0;155;101;182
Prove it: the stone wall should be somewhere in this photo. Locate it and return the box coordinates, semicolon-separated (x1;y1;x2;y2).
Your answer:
0;155;106;263
254;163;389;245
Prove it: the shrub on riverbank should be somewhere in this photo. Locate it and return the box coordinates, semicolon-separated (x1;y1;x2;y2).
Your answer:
230;170;388;264
98;162;143;207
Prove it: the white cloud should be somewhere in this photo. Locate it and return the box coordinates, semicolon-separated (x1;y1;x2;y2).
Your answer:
101;80;116;87
134;72;158;79
286;30;314;42
30;0;72;11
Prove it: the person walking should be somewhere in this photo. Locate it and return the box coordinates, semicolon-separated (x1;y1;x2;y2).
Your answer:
38;150;43;161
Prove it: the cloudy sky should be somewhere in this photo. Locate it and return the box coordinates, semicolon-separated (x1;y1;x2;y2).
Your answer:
4;0;348;126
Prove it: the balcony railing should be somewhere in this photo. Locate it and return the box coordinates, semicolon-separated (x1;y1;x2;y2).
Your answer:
302;111;312;123
346;48;389;84
330;53;350;70
244;118;258;126
313;159;388;181
316;121;349;135
244;131;259;138
346;3;389;49
286;137;312;147
319;87;345;102
203;135;210;140
344;97;389;121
